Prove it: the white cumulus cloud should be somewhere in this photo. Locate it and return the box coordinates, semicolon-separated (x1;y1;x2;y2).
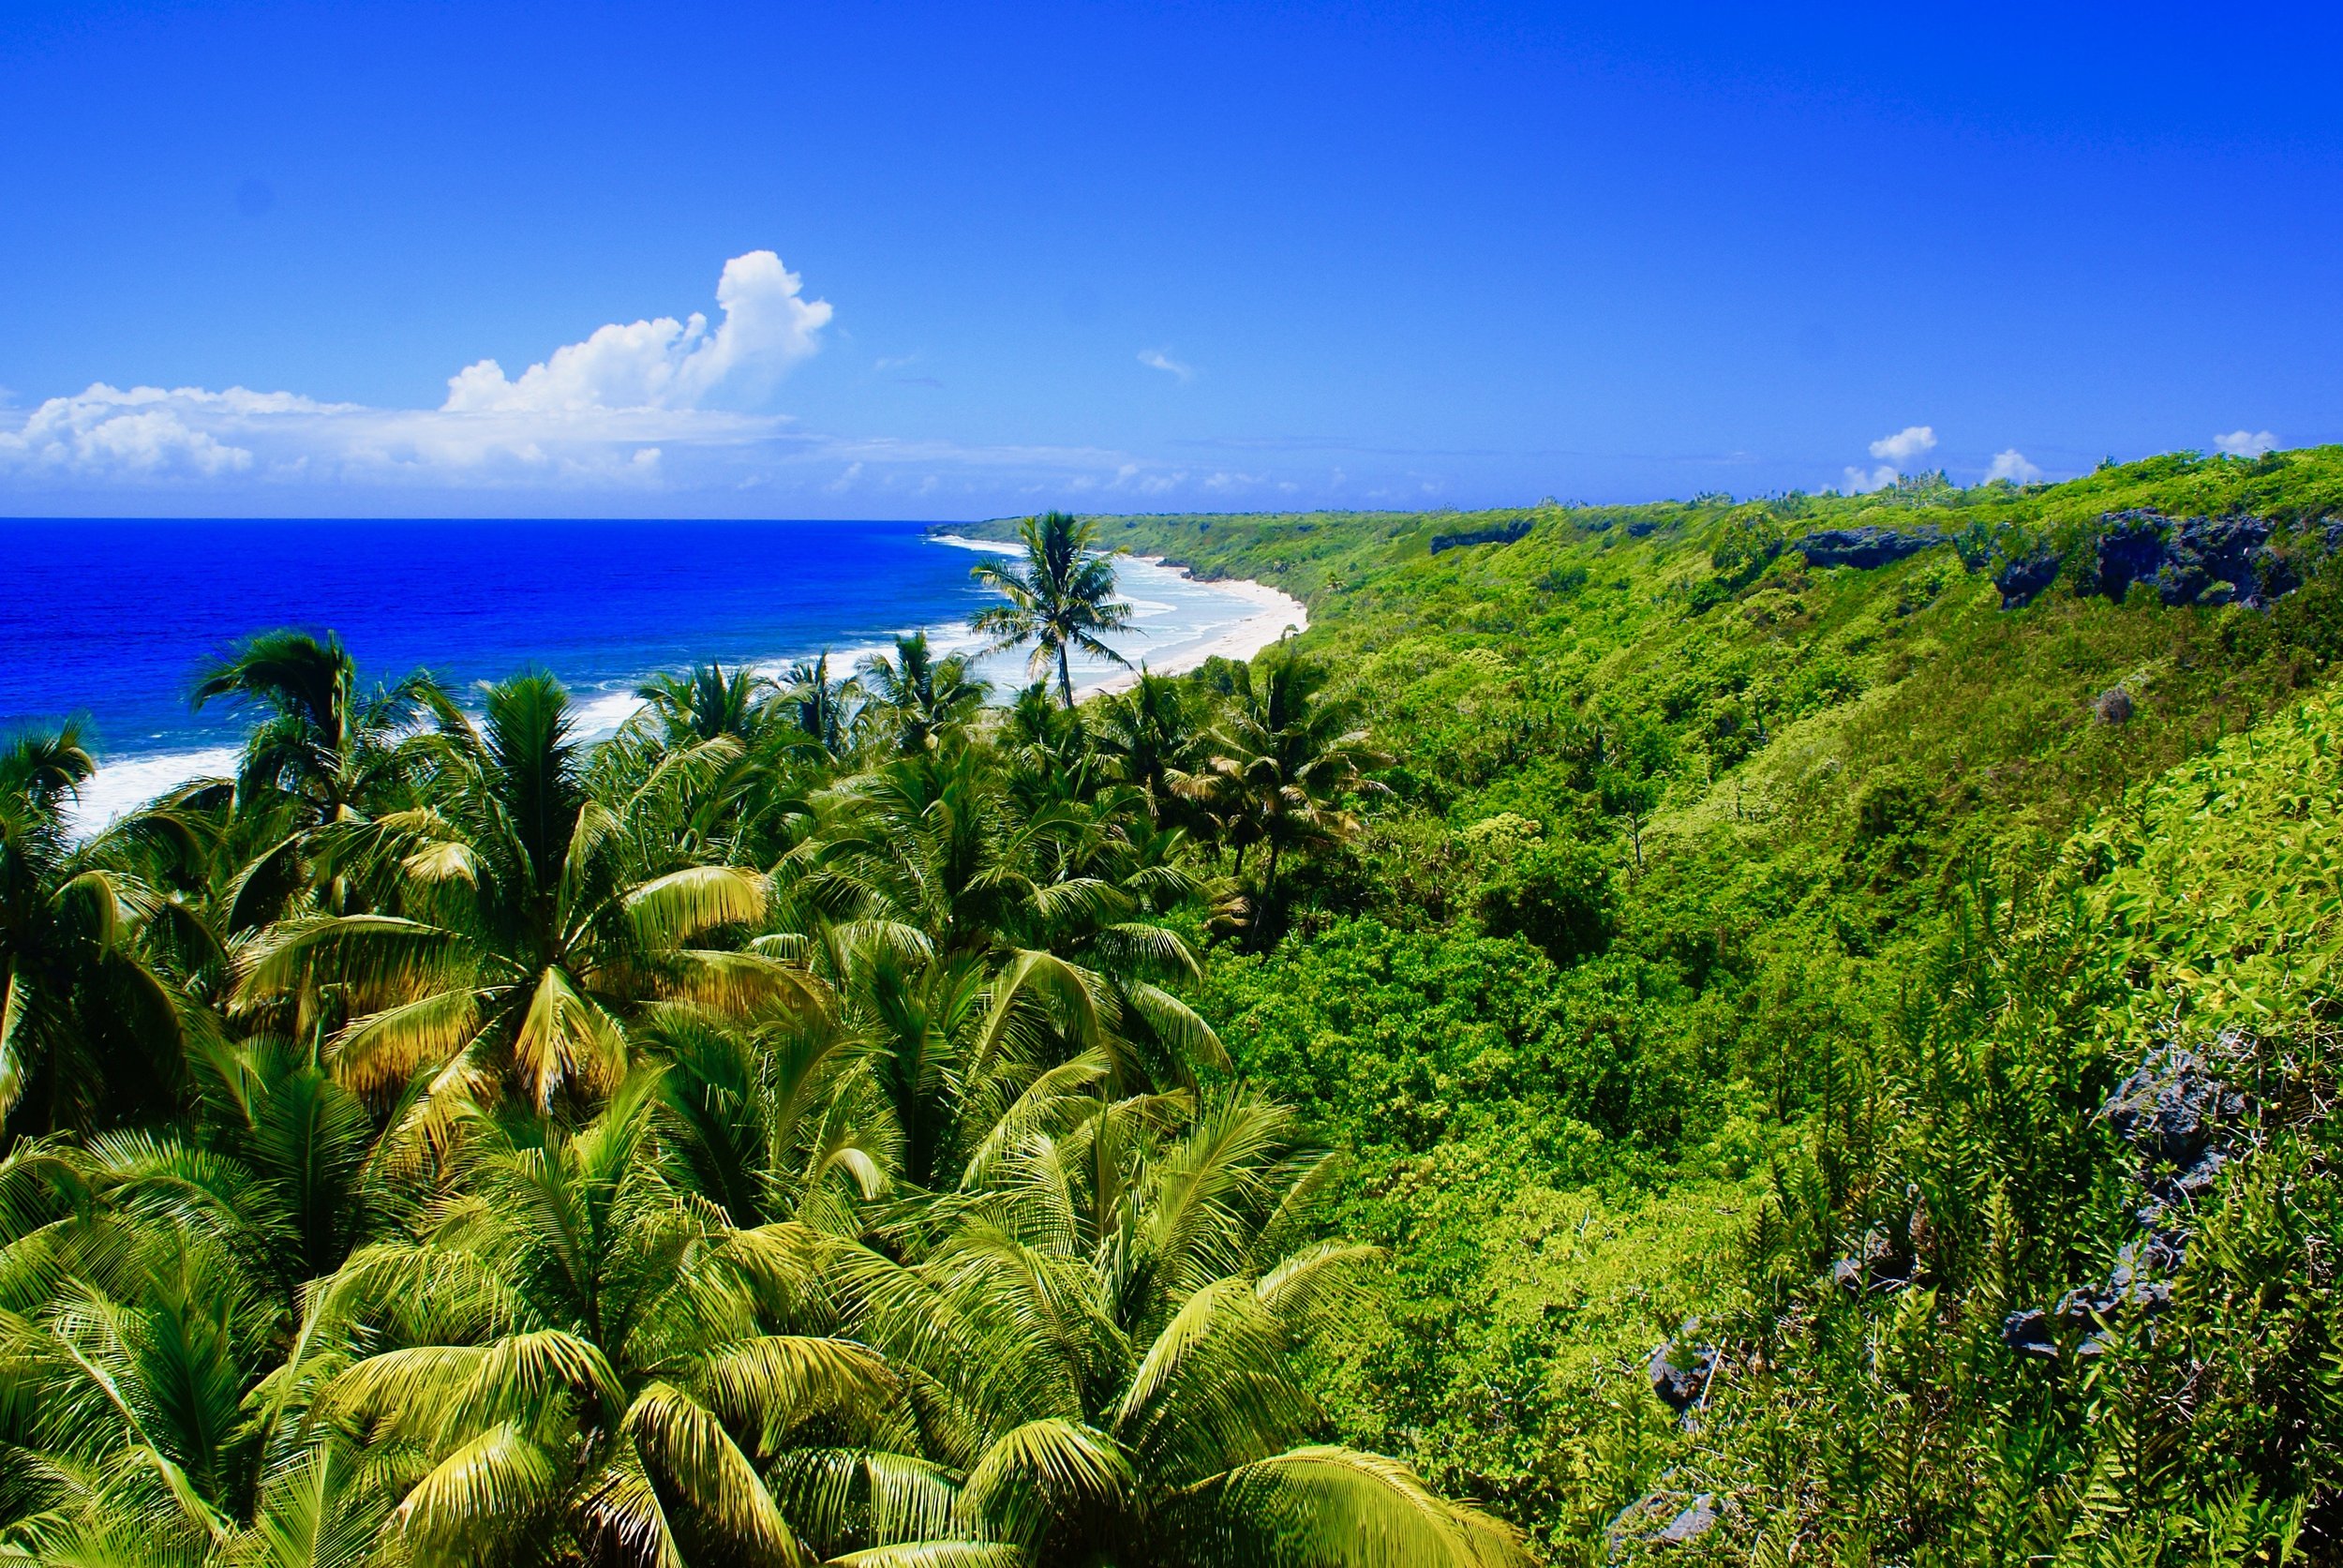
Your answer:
1869;425;1937;465
1842;465;1897;494
442;250;830;413
2215;429;2277;458
1985;449;2043;485
0;383;273;477
0;254;833;492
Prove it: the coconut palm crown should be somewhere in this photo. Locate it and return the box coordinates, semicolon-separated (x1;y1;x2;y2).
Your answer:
970;512;1137;707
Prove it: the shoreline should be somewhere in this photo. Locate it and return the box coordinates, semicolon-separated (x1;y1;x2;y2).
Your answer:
65;544;1306;831
1076;557;1308;696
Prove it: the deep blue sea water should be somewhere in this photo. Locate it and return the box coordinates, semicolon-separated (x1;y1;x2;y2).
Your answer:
0;517;1293;824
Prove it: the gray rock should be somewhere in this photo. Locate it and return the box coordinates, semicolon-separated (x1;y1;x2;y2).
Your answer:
1656;1496;1719;1545
2095;687;2135;725
1996;550;2062;608
1649;1322;1716;1412
2089;511;2291;608
1797;525;1945;570
2102;1043;2252;1183
2002;1307;2057;1359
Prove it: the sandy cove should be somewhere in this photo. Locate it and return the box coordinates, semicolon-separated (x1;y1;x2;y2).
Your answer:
1079;557;1310;697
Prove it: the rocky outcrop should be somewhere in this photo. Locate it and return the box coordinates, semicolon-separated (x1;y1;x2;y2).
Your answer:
1429;519;1531;554
1609;1490;1724;1554
2084;511;2294;607
1796;525;1945;570
2001;1031;2261;1359
2000;511;2320;611
1996;549;2062;608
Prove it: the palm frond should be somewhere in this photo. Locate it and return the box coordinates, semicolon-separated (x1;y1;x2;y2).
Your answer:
626;865;771;948
1187;1445;1528;1568
624;1381;808;1565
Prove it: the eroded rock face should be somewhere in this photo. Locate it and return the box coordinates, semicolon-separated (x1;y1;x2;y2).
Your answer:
2105;1036;2256;1214
1996;549;2062;608
2000;511;2317;611
1797;525;1946;570
1995;511;2333;610
2085;511;2294;607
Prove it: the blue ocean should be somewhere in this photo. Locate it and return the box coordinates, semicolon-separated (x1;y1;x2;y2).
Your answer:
0;518;1291;823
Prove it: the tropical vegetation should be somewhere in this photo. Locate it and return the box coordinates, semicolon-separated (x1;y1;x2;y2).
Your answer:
7;446;2343;1564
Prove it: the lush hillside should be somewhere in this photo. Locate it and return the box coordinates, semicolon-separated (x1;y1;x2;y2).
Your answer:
4;459;2342;1568
1017;448;2343;1562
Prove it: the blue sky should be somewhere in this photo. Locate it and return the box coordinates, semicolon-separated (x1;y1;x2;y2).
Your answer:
2;1;2337;518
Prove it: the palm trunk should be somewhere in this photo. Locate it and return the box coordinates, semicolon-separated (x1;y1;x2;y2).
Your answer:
1057;642;1075;708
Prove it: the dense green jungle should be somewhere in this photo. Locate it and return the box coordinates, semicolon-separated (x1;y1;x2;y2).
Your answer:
5;455;2342;1567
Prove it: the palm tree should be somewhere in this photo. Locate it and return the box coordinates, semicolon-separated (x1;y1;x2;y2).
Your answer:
971;512;1137;707
632;660;777;748
642;998;889;1231
783;751;1223;1168
0;724;195;1136
796;1092;1526;1568
191;628;441;927
1179;650;1388;931
783;651;859;758
1001;679;1099;809
1093;669;1203;829
288;1075;906;1567
858;634;991;755
230;673;809;1120
0;1124;405;1563
190;627;435;827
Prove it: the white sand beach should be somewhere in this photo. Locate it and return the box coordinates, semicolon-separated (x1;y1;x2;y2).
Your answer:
1077;560;1308;695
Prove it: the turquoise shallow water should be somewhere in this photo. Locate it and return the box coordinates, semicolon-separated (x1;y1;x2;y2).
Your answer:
0;517;1282;823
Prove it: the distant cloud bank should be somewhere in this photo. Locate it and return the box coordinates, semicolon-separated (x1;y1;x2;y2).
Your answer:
0;253;828;494
2215;429;2277;458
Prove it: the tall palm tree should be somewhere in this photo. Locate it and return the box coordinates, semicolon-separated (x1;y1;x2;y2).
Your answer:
230;673;808;1120
192;628;441;928
796;1092;1525;1568
190;628;436;827
971;512;1137;707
